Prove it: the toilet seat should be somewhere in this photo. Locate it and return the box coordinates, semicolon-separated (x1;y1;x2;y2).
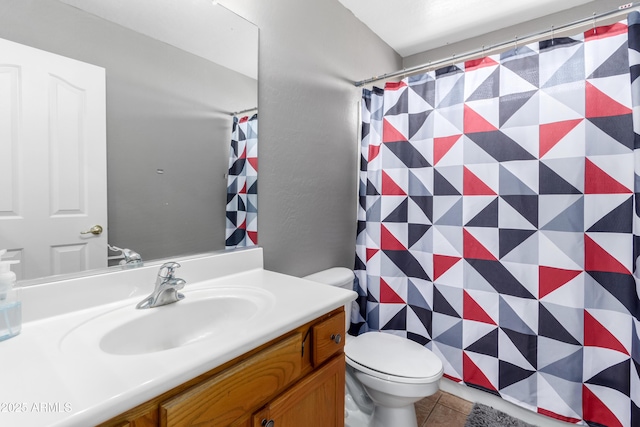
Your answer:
345;332;443;384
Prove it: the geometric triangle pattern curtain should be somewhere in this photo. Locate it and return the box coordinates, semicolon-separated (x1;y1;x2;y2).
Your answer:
354;15;640;426
225;113;258;248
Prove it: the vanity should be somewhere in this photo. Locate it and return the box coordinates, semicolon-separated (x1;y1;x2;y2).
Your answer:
100;308;345;427
0;247;355;427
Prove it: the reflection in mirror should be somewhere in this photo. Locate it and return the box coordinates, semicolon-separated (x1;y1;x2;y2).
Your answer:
0;0;258;283
225;114;259;249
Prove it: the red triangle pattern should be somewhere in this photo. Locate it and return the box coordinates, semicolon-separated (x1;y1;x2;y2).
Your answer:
539;119;583;158
368;143;381;161
584;310;629;355
582;385;623;427
433;254;461;280
380;278;406;304
356;26;639;426
443;373;462;382
584;235;631;275
584;159;632;194
464;167;496;196
464;105;498;133
584;22;628;41
247;157;258;171
463;352;497;391
539;266;581;299
537;408;582;425
585;81;632;118
463;291;496;325
382;171;407;196
385;81;408;91
465;57;499;71
463;229;497;261
380;225;407;251
383;119;407;143
247;231;258;244
434;135;461;165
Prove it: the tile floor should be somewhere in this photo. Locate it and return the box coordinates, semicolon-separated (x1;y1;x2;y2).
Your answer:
415;391;474;427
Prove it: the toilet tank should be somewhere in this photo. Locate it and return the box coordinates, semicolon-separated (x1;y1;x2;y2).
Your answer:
303;267;354;332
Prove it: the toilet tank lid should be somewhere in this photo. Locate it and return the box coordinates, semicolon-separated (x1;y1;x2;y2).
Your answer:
303;267;354;288
345;332;443;379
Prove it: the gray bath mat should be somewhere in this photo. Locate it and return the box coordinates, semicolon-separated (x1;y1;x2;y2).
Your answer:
464;403;536;427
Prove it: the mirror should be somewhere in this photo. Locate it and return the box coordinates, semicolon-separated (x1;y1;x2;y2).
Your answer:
0;0;258;283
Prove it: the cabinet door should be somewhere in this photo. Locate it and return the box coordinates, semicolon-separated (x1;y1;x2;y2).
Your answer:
96;405;158;427
161;333;303;427
126;411;158;427
253;355;345;427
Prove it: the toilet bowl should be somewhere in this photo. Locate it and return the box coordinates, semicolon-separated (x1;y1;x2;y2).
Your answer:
304;268;444;427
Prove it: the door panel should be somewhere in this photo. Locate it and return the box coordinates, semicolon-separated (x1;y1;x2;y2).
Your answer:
0;37;107;280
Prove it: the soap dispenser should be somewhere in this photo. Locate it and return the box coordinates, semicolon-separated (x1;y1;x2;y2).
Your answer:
0;250;21;341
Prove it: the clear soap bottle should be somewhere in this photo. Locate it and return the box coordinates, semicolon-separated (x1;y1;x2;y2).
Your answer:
0;250;21;341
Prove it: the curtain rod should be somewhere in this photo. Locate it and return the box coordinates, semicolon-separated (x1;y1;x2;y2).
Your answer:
354;2;639;87
230;107;257;116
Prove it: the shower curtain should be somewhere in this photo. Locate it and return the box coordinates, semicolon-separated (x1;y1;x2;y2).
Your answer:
225;114;258;248
354;14;640;426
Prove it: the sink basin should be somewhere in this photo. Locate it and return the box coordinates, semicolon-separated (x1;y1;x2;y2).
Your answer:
60;287;275;356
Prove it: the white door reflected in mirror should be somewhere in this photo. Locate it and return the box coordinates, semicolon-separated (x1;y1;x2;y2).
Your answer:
0;37;107;281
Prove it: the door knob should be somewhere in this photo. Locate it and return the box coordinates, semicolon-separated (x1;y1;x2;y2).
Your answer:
81;225;103;235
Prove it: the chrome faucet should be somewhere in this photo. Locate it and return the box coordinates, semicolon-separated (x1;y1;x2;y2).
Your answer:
108;244;143;266
121;248;143;265
136;262;186;309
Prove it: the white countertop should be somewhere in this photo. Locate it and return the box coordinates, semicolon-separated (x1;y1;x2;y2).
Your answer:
0;248;356;426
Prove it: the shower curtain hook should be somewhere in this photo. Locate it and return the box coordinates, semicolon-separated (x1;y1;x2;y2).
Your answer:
592;12;597;35
514;35;518;53
551;25;555;45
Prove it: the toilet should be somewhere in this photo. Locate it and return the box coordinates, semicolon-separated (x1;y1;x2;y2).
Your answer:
304;268;444;427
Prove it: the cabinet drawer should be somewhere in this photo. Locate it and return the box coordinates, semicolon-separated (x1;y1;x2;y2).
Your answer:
312;311;345;367
160;333;303;427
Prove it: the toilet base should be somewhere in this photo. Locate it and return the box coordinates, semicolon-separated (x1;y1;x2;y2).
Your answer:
371;403;418;427
345;389;373;427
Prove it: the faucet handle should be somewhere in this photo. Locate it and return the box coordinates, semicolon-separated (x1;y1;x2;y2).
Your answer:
158;261;181;278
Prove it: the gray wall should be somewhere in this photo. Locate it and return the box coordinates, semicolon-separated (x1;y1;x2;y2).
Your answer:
226;0;402;276
0;0;257;263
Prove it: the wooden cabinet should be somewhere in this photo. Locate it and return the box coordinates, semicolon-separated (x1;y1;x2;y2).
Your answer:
100;308;345;427
253;355;345;427
161;333;303;426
